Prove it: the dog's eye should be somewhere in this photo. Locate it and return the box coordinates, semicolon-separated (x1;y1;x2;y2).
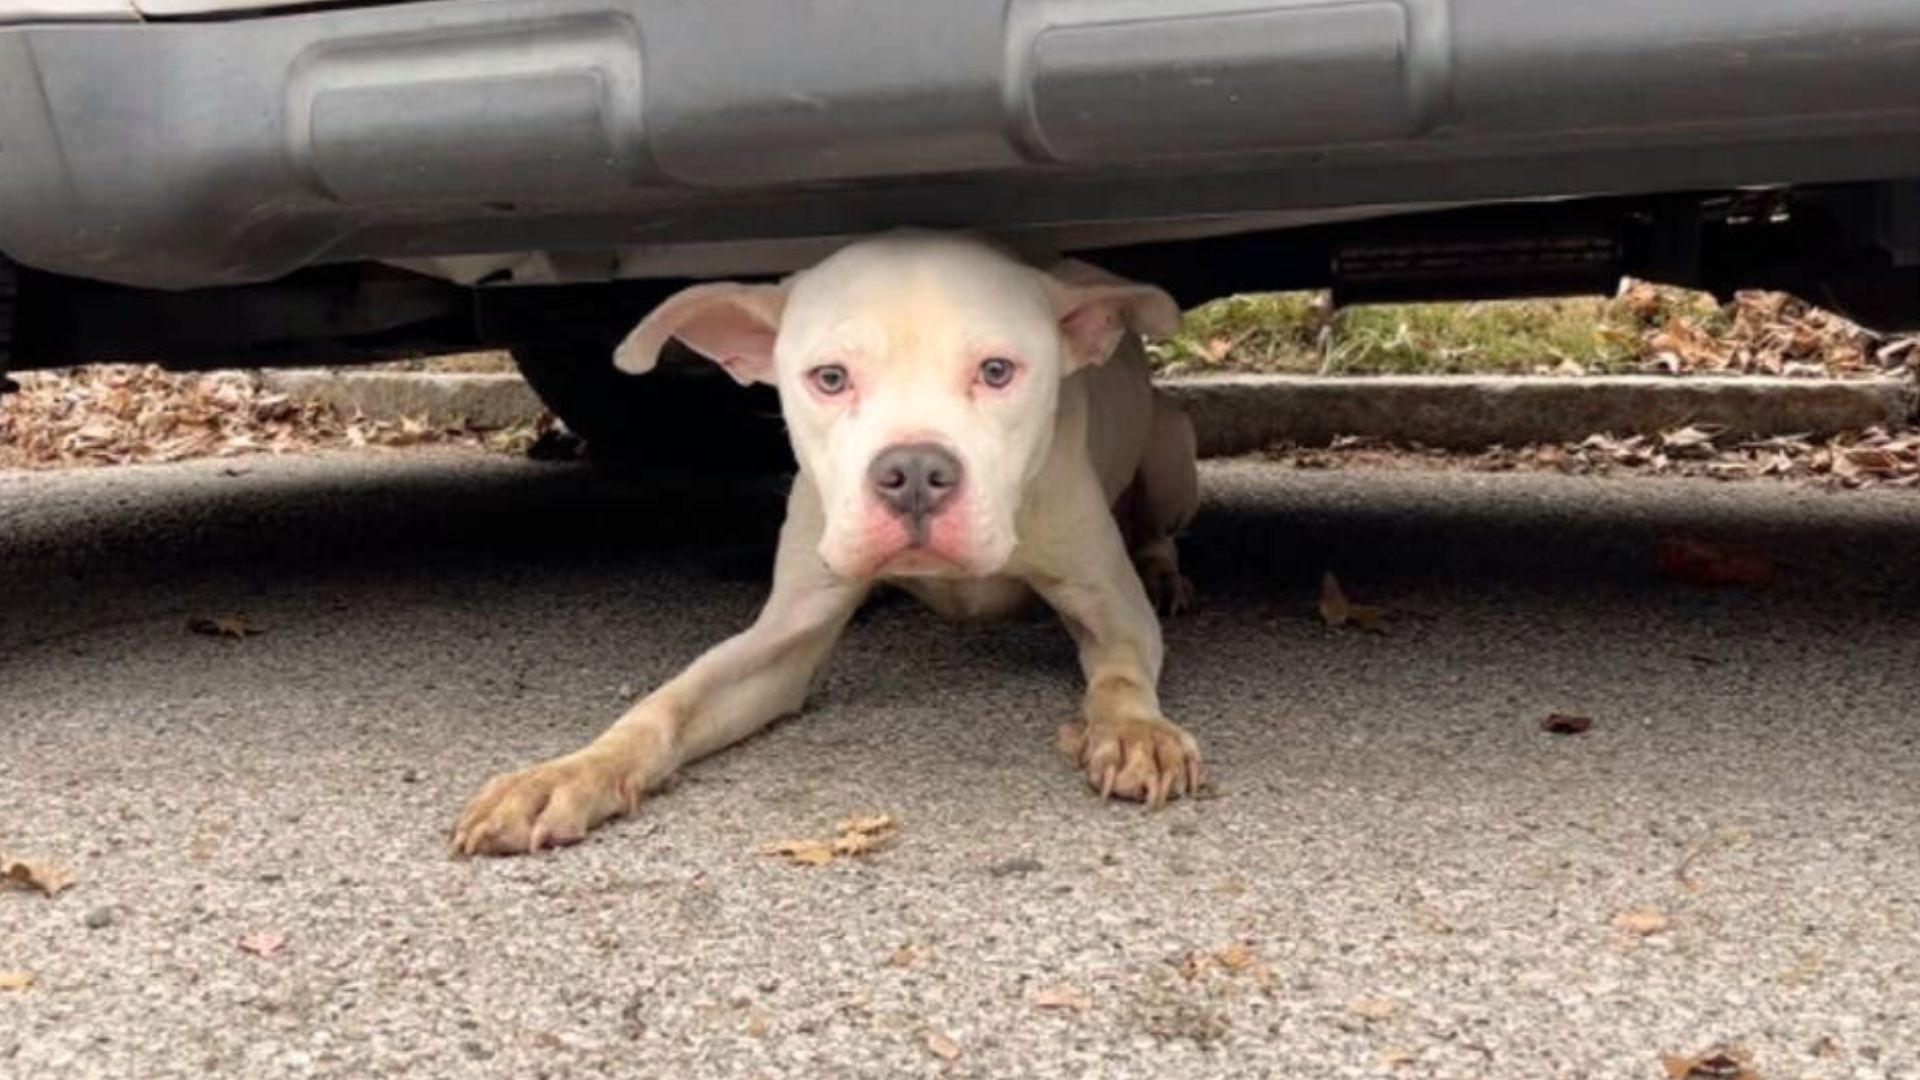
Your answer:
977;357;1017;389
808;364;851;396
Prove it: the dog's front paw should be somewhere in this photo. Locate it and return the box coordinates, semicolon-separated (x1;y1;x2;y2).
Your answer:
452;750;641;857
1141;563;1195;616
1065;715;1202;808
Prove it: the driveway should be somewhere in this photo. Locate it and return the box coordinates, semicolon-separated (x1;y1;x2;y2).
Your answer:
3;450;1917;1078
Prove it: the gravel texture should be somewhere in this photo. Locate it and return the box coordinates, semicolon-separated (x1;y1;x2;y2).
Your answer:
3;450;1918;1079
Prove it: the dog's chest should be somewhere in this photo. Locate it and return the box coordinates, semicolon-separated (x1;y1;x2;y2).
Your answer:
893;574;1038;621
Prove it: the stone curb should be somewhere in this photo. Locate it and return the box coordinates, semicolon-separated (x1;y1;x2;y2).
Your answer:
1166;374;1918;456
264;369;1917;457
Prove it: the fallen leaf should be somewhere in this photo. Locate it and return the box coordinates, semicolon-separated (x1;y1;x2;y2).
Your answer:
1614;908;1672;936
188;614;260;639
1346;997;1400;1021
832;831;885;858
2;858;74;898
835;814;894;837
0;971;34;992
1654;539;1778;588
1318;573;1387;632
924;1030;961;1061
1213;942;1257;971
1662;1046;1760;1080
1540;713;1594;735
1379;1047;1419;1067
1032;983;1092;1011
237;930;286;957
760;839;836;867
886;945;920;968
1660;425;1723;457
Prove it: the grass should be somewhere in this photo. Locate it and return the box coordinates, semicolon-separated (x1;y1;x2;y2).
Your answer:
1153;287;1729;377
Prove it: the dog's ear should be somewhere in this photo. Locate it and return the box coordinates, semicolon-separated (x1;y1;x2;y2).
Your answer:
1043;259;1182;372
613;282;789;384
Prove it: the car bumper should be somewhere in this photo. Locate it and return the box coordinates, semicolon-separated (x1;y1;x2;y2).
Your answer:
3;0;1920;288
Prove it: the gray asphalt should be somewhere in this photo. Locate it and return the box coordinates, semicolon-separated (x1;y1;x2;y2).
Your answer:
3;449;1918;1079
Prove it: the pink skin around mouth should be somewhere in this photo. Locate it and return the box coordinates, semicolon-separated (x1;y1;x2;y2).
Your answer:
846;501;976;578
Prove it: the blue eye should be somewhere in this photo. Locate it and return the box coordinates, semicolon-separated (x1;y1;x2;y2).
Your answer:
978;357;1017;388
809;364;850;395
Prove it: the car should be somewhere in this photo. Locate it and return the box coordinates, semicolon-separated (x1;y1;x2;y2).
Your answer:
3;0;1918;459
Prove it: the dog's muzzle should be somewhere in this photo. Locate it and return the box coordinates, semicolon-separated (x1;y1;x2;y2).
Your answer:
868;442;962;543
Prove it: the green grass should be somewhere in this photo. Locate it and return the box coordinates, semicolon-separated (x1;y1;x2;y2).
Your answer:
1152;288;1726;377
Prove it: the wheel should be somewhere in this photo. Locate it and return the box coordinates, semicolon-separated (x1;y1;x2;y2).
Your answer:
511;340;791;470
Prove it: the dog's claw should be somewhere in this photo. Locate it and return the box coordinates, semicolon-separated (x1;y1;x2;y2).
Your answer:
452;752;632;857
1075;716;1202;808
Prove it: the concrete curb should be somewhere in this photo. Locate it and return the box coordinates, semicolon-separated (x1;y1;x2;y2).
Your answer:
1166;374;1918;456
264;369;1916;457
262;370;543;432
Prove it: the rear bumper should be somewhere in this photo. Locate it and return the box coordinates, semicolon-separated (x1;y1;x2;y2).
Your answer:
3;0;1920;288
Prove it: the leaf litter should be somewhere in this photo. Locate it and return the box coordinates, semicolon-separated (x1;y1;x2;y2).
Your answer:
237;931;286;958
1540;714;1594;735
0;364;549;470
1318;573;1388;632
1654;539;1779;588
1662;1045;1762;1080
1266;425;1920;492
187;614;262;640
924;1030;961;1061
2;857;74;898
760;814;896;866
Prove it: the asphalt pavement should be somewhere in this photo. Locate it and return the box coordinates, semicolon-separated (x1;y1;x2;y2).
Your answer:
3;448;1918;1079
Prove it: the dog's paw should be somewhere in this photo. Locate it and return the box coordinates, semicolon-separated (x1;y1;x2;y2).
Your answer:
1142;564;1195;616
1069;715;1202;808
452;751;641;857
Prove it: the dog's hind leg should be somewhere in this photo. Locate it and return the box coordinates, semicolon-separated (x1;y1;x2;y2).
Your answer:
1128;392;1199;615
454;479;868;857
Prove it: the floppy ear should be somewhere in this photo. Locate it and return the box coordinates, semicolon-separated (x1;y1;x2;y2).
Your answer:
1042;258;1183;372
613;282;789;384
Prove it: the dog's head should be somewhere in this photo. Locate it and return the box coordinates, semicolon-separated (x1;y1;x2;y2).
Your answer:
614;232;1178;580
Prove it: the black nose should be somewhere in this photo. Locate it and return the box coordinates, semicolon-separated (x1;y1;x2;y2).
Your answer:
868;442;963;538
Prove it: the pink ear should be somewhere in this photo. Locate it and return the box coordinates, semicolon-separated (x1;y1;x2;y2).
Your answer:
1043;259;1182;371
613;282;788;384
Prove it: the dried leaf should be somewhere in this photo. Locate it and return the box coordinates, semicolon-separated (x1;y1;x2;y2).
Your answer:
1379;1048;1419;1067
2;858;74;898
924;1031;961;1061
1654;539;1778;588
835;814;895;837
0;971;35;992
1662;1046;1761;1080
832;831;885;858
1032;983;1092;1011
1614;908;1672;936
1661;425;1722;457
887;945;921;968
760;839;836;867
1213;942;1257;971
1318;573;1387;632
188;614;259;639
237;930;286;957
1540;713;1593;736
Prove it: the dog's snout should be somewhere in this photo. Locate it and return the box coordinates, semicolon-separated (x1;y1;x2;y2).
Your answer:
868;443;962;536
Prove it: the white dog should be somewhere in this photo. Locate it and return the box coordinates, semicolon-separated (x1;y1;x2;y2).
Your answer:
455;232;1202;856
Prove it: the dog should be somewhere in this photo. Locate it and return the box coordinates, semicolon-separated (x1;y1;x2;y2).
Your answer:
453;231;1202;856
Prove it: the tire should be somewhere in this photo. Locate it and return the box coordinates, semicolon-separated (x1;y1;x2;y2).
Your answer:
511;340;791;470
